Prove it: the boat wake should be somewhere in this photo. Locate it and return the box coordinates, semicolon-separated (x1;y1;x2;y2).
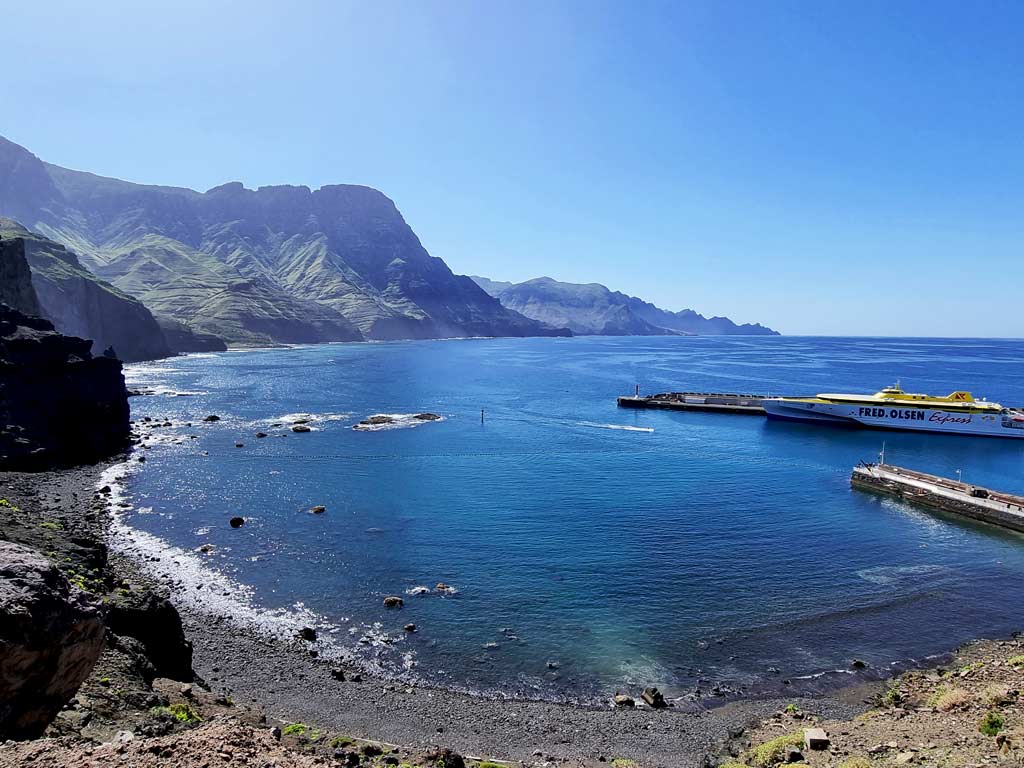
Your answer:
577;421;654;433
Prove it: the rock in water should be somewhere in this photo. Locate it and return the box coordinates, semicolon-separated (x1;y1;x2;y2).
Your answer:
383;596;404;608
292;424;312;433
0;541;105;739
310;505;326;514
413;413;441;421
229;516;245;528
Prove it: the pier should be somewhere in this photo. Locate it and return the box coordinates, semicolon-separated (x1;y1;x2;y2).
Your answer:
851;463;1024;534
617;391;767;414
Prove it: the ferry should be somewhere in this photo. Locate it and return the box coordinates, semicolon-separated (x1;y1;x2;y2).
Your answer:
763;384;1024;439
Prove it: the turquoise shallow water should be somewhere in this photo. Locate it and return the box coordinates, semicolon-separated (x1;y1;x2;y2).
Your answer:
122;336;1024;702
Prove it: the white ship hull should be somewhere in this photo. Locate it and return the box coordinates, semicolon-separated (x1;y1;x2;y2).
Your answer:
764;398;1024;439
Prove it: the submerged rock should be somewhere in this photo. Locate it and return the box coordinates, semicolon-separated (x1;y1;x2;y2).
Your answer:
0;541;105;739
202;415;221;422
310;505;326;514
292;424;312;433
413;413;441;421
383;596;404;608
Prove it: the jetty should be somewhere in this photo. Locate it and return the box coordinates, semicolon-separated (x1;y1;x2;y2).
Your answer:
617;391;767;415
851;463;1024;534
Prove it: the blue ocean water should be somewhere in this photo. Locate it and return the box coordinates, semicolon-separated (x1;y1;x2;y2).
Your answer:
122;336;1024;702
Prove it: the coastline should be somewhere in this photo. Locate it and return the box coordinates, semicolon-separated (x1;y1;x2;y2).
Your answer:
3;451;1023;766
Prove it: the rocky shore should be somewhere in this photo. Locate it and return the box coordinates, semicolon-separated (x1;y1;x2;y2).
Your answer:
0;460;869;768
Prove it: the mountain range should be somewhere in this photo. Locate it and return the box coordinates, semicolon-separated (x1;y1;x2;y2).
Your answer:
471;276;778;336
0;136;566;348
0;135;776;355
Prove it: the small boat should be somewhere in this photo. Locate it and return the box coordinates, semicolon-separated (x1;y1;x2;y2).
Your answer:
763;383;1024;439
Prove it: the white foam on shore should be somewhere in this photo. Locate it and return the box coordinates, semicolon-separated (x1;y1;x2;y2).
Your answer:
95;457;412;679
578;422;654;433
352;413;445;432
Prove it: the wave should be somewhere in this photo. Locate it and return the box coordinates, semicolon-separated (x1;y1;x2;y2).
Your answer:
577;421;654;433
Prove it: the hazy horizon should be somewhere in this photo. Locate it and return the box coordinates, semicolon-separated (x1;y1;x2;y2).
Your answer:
3;0;1021;337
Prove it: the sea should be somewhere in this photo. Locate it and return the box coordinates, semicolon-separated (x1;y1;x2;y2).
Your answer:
111;335;1024;704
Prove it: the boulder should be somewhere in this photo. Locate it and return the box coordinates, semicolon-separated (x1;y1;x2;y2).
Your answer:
298;627;317;642
413;413;441;421
383;596;404;608
229;517;245;528
642;687;667;708
310;505;326;514
804;727;830;750
292;424;312;433
613;694;635;708
202;414;221;422
0;541;105;739
105;590;193;682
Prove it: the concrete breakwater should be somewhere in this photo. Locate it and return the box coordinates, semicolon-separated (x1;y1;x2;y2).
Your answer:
851;462;1024;534
617;391;768;414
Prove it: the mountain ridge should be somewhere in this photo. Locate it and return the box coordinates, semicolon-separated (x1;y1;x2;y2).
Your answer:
0;136;568;346
470;275;779;336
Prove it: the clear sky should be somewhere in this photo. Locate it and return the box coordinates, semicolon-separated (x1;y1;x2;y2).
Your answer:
3;0;1022;336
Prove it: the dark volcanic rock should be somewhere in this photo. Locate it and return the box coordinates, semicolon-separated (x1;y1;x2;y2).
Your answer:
0;303;130;470
0;541;105;740
105;590;194;682
0;235;41;316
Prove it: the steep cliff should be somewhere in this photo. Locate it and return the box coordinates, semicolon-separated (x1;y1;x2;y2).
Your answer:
0;219;174;362
0;303;130;469
0;136;565;344
472;276;779;336
0;237;41;317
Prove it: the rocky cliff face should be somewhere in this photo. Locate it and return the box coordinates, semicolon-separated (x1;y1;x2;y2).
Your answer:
472;276;779;336
0;541;105;740
0;136;566;345
0;237;42;317
0;303;131;469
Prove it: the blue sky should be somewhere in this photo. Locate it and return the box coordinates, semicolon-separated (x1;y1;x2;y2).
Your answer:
3;0;1022;336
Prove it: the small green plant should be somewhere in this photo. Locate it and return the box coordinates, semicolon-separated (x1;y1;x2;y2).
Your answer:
0;499;20;512
839;759;872;768
982;683;1012;707
39;521;62;531
880;679;903;707
979;710;1005;736
959;661;985;675
330;736;355;749
784;703;799;714
476;762;505;768
150;702;202;725
283;723;308;737
745;732;804;767
610;760;637;768
99;677;111;686
1008;654;1024;669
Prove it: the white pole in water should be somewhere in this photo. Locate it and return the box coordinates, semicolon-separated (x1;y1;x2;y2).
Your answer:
956;468;962;483
879;442;886;466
